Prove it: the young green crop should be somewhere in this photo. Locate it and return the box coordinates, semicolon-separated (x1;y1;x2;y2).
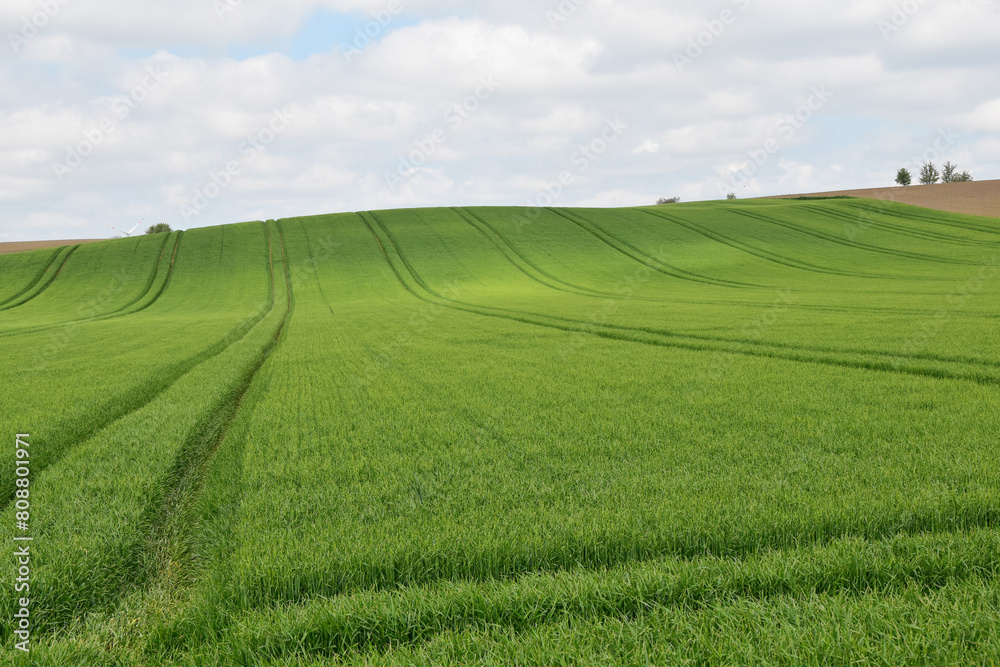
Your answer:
0;247;66;307
0;223;271;509
2;199;999;666
0;234;175;338
0;222;290;641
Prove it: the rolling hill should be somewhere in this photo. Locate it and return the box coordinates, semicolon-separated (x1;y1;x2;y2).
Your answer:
770;178;1000;218
0;239;103;256
2;199;999;665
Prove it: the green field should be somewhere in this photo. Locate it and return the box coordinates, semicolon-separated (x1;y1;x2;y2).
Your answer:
2;199;999;665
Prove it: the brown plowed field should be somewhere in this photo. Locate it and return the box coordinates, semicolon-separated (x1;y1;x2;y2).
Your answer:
0;239;103;255
768;179;1000;218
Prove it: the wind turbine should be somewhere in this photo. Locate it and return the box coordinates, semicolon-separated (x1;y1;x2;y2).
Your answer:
107;219;144;237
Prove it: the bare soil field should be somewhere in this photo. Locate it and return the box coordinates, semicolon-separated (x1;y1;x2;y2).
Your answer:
768;179;1000;218
0;238;103;255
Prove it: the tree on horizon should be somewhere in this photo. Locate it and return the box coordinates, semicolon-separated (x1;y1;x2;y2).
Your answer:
919;162;940;185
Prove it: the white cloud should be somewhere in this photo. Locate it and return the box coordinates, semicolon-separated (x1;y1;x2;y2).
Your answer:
959;98;1000;133
632;139;659;155
364;18;604;91
6;211;92;240
574;188;650;208
0;0;998;240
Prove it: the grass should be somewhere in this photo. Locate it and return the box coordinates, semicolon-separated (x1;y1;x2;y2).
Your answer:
0;247;65;308
0;223;271;505
1;199;998;665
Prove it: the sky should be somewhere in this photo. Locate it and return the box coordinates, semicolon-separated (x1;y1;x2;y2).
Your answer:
1;0;998;242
